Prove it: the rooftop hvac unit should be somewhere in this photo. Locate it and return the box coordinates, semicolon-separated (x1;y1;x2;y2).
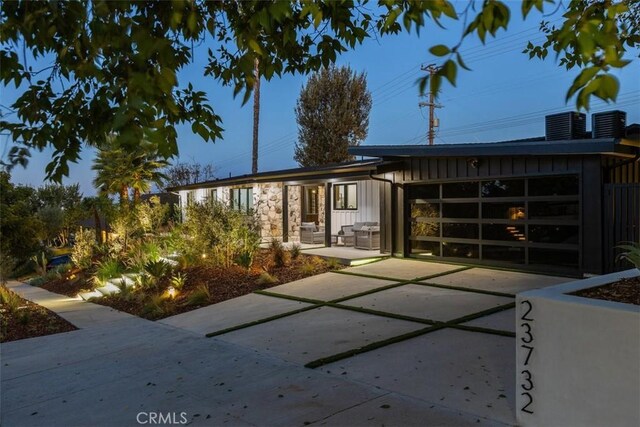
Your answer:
545;112;586;141
592;110;627;138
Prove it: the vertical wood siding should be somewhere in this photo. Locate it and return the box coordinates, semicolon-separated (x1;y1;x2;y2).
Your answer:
330;179;381;233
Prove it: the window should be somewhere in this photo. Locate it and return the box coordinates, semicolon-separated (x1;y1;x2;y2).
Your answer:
207;189;217;203
230;187;253;214
334;183;357;210
186;191;196;206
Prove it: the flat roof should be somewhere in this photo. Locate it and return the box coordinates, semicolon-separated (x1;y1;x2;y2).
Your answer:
166;159;382;191
349;138;640;158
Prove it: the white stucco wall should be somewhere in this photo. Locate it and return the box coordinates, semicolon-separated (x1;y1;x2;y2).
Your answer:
515;269;640;427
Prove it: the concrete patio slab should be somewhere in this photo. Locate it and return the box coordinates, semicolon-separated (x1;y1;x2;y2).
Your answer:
423;267;571;294
96;282;121;295
321;328;516;425
219;306;424;364
159;293;312;335
340;284;513;322
266;272;396;301
343;258;463;280
301;246;387;265
462;308;516;333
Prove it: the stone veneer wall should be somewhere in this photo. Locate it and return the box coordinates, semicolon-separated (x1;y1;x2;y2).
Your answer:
287;185;301;241
317;185;325;227
255;182;283;242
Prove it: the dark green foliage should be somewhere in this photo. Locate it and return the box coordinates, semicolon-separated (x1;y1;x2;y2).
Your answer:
1;2;637;182
290;243;302;260
186;285;210;307
144;260;173;280
270;240;287;268
294;66;371;167
182;202;261;268
94;258;125;286
616;242;640;268
256;272;278;285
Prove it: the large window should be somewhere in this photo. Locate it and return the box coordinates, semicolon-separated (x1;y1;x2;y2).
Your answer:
408;175;581;270
207;189;218;203
334;183;357;210
230;187;253;214
186;190;196;206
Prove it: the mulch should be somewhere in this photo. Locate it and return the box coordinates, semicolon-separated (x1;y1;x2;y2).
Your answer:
1;285;77;343
40;250;342;320
572;275;640;306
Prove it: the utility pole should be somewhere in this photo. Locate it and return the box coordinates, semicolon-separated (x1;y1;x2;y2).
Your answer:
418;64;442;145
252;57;260;174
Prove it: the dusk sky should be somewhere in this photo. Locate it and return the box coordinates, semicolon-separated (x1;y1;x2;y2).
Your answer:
3;5;639;196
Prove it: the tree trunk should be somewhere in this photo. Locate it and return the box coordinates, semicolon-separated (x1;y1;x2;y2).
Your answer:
252;57;260;175
93;207;103;244
120;185;129;205
133;188;141;204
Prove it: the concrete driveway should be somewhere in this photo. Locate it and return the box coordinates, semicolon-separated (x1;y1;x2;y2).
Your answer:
2;259;571;426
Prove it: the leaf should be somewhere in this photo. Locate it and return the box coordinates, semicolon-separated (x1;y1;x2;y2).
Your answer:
440;60;457;87
456;52;471;71
429;44;450;57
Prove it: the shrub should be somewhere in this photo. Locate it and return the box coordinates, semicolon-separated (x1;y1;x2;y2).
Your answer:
186;284;210;306
144;260;172;280
94;258;124;286
290;243;302;260
30;252;48;277
71;227;95;269
169;272;187;291
28;276;46;287
256;272;278;285
142;294;167;318
617;242;640;268
235;251;254;270
270;240;287;268
0;252;16;284
0;286;22;313
182;202;261;268
298;261;316;276
325;257;342;270
125;240;161;271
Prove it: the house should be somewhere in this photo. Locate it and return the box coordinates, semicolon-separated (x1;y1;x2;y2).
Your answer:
169;160;384;245
171;110;639;276
349;110;639;275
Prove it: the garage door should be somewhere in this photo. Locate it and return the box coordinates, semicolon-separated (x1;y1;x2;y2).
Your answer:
408;175;581;271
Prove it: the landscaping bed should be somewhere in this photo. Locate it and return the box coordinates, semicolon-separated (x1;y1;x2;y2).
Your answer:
0;285;77;343
33;250;340;320
572;275;639;305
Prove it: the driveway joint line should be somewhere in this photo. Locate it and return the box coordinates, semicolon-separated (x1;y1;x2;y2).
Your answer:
253;290;325;305
409;281;516;298
448;323;515;338
446;302;516;325
325;302;438;325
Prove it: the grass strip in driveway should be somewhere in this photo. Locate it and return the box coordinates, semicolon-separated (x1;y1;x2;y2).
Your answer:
205;304;322;337
409;281;515;298
304;324;448;369
448;323;515;338
253;290;325;305
446;302;516;325
331;265;473;284
325;302;438;326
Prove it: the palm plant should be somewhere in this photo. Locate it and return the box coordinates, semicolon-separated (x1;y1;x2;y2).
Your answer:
92;138;169;205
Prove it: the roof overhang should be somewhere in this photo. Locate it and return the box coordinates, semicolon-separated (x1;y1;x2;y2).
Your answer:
166;159;384;192
349;138;639;159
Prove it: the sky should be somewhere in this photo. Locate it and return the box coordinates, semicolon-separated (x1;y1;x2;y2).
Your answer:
2;4;639;196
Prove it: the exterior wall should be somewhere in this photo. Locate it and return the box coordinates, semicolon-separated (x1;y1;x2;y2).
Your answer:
330;179;381;234
255;182;283;243
287;185;302;242
317;186;325;228
516;269;640;427
382;154;605;274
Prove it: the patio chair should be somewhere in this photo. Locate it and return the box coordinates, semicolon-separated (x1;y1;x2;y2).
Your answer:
354;223;381;250
300;222;325;244
342;222;378;247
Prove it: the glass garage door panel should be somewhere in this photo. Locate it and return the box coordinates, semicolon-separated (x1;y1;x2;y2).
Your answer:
408;175;581;270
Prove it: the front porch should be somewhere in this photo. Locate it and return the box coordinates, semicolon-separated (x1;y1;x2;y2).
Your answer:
286;242;387;266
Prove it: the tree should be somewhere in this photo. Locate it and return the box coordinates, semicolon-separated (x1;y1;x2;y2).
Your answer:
162;162;216;188
2;1;638;180
92;141;168;204
294;66;372;167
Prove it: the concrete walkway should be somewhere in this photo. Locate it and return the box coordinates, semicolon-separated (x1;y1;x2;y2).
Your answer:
2;279;505;426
